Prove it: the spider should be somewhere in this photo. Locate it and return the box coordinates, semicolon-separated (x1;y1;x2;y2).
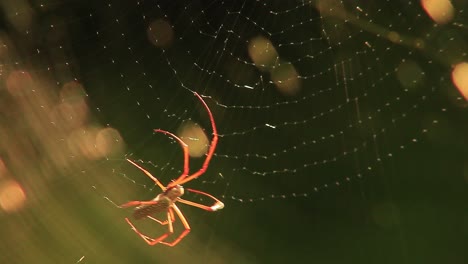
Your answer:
120;92;224;246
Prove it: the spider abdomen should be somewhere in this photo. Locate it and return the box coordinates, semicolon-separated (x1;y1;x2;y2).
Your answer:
133;197;171;220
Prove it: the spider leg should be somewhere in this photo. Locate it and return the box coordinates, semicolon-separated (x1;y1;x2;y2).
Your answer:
178;188;224;211
159;204;191;247
125;210;174;246
126;159;166;191
119;200;158;208
153;129;190;184
173;92;218;186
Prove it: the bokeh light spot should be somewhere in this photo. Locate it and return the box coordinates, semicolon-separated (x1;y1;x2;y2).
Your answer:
414;38;425;49
60;81;87;103
451;62;468;101
147;19;174;48
387;31;401;43
178;121;209;158
95;127;125;158
248;36;279;71
0;180;26;213
47;81;90;131
421;0;454;24
51;99;89;131
67;126;102;160
271;62;301;96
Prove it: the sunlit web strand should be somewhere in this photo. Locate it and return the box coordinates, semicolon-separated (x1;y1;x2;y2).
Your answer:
190;53;362;92
227;149;426;203
259;0;316;15
151;12;383;115
214;93;437;161
178;21;372;83
165;51;427;129
215;87;432;138
187;23;411;87
191;53;421;110
199;88;333;109
230;117;441;177
221;126;441;205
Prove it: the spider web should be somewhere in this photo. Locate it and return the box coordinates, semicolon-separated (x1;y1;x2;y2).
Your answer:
1;0;468;263
78;0;466;204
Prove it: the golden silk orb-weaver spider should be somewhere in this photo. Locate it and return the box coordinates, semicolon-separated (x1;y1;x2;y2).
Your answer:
120;92;224;246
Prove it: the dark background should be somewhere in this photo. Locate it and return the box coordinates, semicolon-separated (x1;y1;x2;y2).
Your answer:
0;1;467;263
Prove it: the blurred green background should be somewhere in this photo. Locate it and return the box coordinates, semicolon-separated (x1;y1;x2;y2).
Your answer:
0;1;467;263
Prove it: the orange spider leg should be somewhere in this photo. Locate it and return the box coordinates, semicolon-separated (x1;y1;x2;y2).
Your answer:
119;200;158;208
172;92;219;186
126;159;165;191
178;188;224;211
153;129;190;183
159;204;191;247
125;210;174;246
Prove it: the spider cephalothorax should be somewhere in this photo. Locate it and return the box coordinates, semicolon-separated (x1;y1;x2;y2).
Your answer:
164;185;184;200
120;92;224;246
